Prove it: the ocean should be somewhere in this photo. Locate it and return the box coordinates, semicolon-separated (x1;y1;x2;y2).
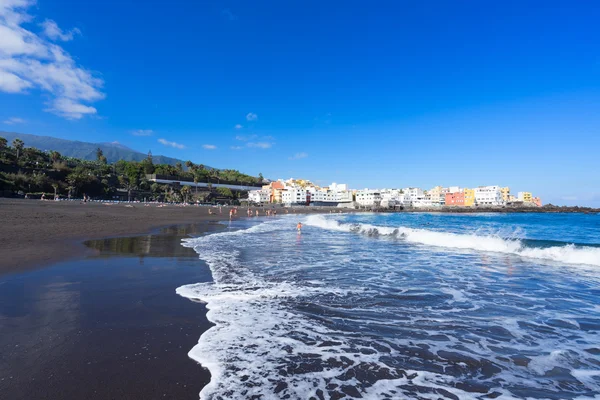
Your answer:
177;212;600;399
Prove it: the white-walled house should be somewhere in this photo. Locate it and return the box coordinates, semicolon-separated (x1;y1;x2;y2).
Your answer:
282;188;310;205
248;189;270;204
402;187;425;207
355;189;382;207
474;186;504;206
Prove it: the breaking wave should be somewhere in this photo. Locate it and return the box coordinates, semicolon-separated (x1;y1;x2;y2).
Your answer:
305;215;600;267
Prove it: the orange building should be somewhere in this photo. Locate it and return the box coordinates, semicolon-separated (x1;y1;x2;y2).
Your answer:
445;192;465;206
262;181;285;203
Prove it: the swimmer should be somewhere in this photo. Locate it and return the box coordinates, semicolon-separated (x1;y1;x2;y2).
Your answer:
296;222;302;233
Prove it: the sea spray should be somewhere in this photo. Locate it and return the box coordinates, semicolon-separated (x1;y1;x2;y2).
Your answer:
177;214;600;399
305;214;600;266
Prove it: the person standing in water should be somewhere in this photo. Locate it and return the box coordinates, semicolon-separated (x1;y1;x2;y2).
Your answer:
297;222;302;233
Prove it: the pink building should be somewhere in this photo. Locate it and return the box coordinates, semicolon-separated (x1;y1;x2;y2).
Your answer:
445;192;465;206
533;197;542;207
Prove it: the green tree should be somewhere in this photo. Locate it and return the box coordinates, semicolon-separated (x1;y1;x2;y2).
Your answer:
96;147;107;164
181;185;192;203
0;137;7;150
66;167;92;196
12;138;24;162
175;162;183;174
50;151;61;162
217;187;233;198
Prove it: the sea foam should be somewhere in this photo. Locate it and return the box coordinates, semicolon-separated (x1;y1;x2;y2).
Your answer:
305;214;600;267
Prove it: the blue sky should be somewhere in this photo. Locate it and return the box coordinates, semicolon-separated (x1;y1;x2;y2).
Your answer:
1;0;599;206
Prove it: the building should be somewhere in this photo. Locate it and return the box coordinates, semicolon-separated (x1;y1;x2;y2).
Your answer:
402;187;425;207
355;189;382;207
427;186;443;206
463;188;475;206
501;187;511;202
248;189;270;204
380;189;404;209
282;188;311;205
474;185;504;206
533;197;542;207
412;196;433;208
445;191;465;206
262;181;286;203
518;192;533;203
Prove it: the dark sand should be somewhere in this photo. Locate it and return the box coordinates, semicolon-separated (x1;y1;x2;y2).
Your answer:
0;224;218;399
0;199;343;399
0;198;324;275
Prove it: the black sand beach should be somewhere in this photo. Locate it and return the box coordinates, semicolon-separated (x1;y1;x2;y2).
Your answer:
0;199;340;399
0;224;220;399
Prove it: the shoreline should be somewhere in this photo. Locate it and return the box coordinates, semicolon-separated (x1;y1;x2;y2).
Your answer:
0;198;337;276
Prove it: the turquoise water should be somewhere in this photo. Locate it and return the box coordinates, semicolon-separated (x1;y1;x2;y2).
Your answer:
178;212;600;399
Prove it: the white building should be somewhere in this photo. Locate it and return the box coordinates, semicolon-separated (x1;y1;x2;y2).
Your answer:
474;186;504;206
412;196;433;208
248;189;270;204
402;188;425;207
282;188;310;205
355;189;382;207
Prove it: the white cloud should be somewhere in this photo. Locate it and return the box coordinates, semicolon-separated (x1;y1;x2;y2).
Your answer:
3;116;25;124
289;152;308;160
131;129;153;136
230;146;243;150
40;19;80;41
0;69;32;92
46;97;96;119
0;1;104;119
234;124;242;130
246;112;258;121
203;144;217;150
235;134;256;141
158;138;185;149
247;142;272;149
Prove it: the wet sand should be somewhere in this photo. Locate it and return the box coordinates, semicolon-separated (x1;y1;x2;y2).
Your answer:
0;199;346;399
0;224;219;400
0;198;328;275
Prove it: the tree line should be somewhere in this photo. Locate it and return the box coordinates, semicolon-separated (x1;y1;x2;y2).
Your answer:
0;136;263;203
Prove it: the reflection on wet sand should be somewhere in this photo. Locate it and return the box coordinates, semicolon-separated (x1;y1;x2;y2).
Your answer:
84;223;224;261
0;222;216;400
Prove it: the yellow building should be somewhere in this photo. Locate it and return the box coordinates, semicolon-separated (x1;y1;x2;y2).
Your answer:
501;187;510;202
463;188;475;206
518;192;532;202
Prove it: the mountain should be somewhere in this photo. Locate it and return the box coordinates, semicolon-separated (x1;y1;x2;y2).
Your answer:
0;131;209;168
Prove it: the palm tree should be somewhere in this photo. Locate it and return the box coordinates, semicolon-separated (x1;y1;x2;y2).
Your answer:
0;137;7;150
12;138;24;162
52;183;59;200
181;185;191;203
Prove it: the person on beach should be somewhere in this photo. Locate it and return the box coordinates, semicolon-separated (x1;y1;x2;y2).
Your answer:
297;222;302;233
255;210;259;217
229;209;234;220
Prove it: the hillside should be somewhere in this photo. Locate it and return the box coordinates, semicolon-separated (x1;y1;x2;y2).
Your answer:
0;131;208;168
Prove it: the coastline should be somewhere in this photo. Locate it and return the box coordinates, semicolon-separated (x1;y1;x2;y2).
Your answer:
0;198;335;276
0;201;341;399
